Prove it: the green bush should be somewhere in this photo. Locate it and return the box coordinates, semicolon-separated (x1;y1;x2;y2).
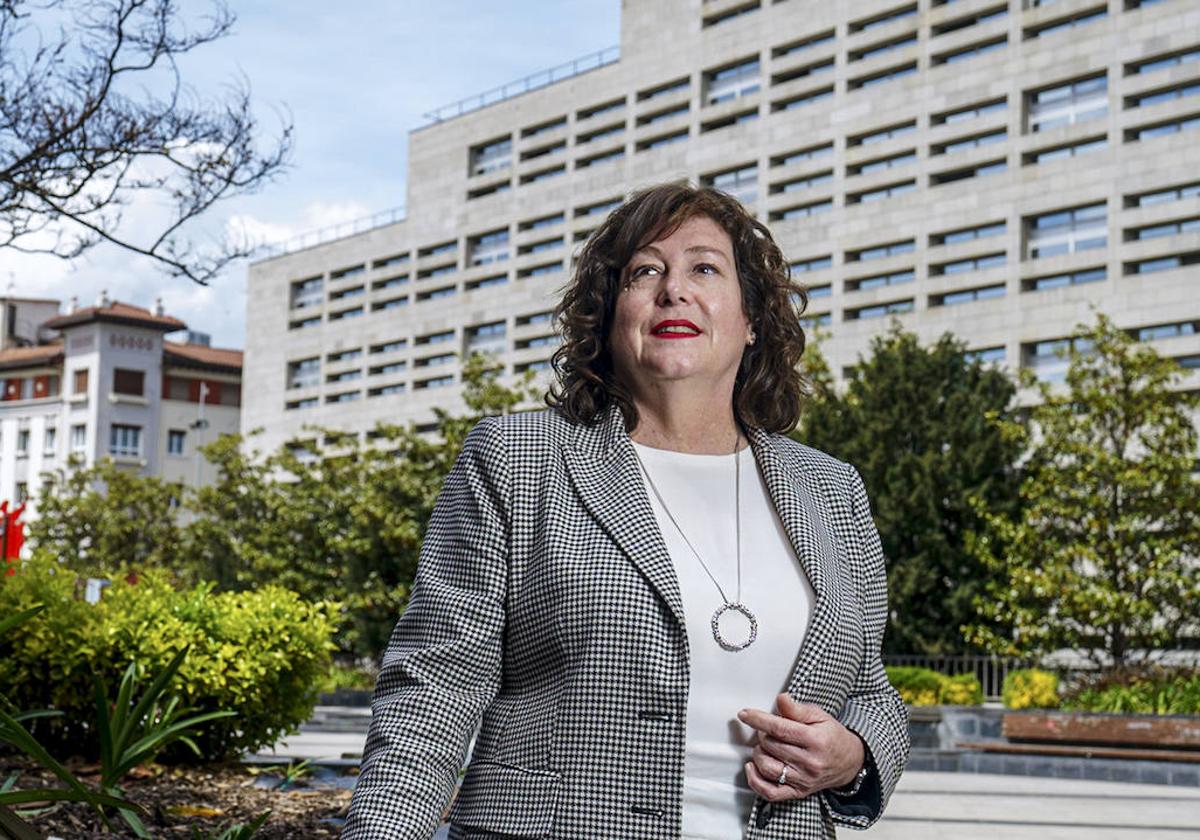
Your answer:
1063;666;1200;715
886;666;983;706
1002;668;1060;709
0;558;338;759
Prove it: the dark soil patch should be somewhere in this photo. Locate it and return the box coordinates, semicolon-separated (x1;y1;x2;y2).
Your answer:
3;758;352;839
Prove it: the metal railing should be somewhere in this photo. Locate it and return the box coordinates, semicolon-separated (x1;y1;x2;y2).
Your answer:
256;206;408;262
883;655;1035;703
421;45;620;126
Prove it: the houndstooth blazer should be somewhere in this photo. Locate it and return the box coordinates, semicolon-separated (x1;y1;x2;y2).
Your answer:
343;405;909;840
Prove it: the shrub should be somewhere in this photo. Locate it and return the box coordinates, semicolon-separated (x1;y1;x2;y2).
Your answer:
0;558;338;759
1063;666;1200;715
886;666;983;706
1002;668;1060;709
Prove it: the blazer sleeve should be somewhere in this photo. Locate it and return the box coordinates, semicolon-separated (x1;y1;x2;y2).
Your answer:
343;417;511;840
822;464;910;829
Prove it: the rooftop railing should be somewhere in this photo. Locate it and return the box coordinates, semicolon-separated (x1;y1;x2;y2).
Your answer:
256;205;407;262
420;45;620;126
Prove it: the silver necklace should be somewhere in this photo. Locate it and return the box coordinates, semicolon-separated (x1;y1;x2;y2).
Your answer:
634;438;758;652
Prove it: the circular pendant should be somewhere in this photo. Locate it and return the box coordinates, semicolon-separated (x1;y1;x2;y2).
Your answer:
711;602;758;652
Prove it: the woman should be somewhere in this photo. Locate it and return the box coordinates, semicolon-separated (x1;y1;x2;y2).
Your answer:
344;184;909;839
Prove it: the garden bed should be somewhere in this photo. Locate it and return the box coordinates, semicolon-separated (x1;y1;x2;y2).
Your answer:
4;757;352;839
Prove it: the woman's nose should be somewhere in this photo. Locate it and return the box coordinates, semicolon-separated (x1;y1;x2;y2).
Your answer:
656;271;688;305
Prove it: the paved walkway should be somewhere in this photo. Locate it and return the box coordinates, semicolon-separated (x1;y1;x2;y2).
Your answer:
258;712;1200;838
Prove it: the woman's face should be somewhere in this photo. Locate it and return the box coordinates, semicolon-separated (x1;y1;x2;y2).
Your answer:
609;214;752;402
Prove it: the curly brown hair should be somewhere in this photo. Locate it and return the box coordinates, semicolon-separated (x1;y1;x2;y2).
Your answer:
546;183;809;433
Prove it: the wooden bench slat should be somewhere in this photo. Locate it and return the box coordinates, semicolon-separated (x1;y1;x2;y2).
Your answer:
1003;713;1200;749
957;740;1200;764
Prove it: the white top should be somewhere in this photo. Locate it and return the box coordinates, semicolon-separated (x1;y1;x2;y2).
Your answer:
632;442;817;840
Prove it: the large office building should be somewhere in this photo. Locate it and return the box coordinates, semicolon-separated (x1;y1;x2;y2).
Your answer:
0;295;242;514
245;0;1200;453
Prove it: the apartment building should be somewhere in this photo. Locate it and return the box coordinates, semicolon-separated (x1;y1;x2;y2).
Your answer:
245;0;1200;453
0;295;242;513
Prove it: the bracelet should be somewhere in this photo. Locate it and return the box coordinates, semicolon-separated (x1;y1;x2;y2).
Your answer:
830;764;869;797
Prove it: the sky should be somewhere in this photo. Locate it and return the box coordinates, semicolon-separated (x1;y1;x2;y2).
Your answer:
0;1;621;348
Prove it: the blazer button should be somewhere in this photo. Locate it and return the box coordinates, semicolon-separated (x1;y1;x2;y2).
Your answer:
755;800;773;828
629;805;665;817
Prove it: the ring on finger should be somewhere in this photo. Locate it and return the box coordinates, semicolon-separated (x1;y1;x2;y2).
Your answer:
776;764;791;786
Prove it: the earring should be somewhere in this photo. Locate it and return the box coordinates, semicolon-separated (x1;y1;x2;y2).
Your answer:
747;332;757;346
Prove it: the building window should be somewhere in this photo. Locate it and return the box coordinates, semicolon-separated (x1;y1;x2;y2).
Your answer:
416;286;457;302
414;375;455;390
848;180;917;203
516;334;561;350
1127;216;1200;240
329;285;365;301
418;241;457;259
703;0;759;28
964;346;1006;365
70;424;86;452
113;368;145;396
518;261;564;279
470;136;512;176
1127;180;1200;207
769;199;833;220
931;4;1007;35
1135;321;1199;342
467;321;507;352
326;370;362;384
1024;337;1093;383
847;269;915;291
328;306;365;320
1127;114;1200;142
850;3;917;32
849;240;915;261
327;348;363;363
1024;6;1107;39
1127;80;1200;109
286;357;320;389
771;143;834;167
416;329;455;346
469;229;510;266
705;57;761;105
771;171;834;194
771;56;835;86
286;398;318;411
522;115;567;137
467;181;510;200
368;384;407;397
934;35;1008;65
848;152;916;176
933;129;1007;155
16;429;29;455
1026;203;1106;259
369;361;407;376
1023;267;1106;291
791;255;833;273
933;98;1007;125
520;212;566;231
289;315;321;330
575;197;623;217
577;97;625;121
109;424;142;458
931;284;1006;306
1027;75;1107;132
415;353;456;368
577;147;625;168
931;160;1008;185
44;427;56;455
931;221;1006;245
289;276;324;310
520;140;566;162
773;30;835;58
850;121;917;146
1128;46;1200;76
167;429;186;456
515;359;553;374
576;122;623;145
466;274;508;291
521;164;567;185
772;86;834;112
73;368;89;395
325;391;361;404
1125;251;1200;274
370;339;408;354
850;34;918;63
372;253;410;269
700;109;759;133
1025;137;1107;165
845;299;915;320
704;164;758;205
848;62;917;90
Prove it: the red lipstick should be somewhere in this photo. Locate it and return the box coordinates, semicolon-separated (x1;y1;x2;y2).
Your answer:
650;319;701;339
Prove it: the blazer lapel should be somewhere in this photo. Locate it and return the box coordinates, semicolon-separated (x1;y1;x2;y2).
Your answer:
747;428;845;697
561;405;688;632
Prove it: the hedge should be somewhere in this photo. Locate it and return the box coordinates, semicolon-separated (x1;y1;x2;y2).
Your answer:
0;557;338;759
885;666;983;706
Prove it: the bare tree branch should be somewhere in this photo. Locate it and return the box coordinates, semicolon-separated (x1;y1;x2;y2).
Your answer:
0;0;292;284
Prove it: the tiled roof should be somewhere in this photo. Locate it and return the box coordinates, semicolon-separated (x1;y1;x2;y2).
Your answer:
163;341;243;372
0;342;63;371
42;301;186;332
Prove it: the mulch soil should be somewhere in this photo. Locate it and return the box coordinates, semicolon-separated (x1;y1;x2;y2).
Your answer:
3;757;352;839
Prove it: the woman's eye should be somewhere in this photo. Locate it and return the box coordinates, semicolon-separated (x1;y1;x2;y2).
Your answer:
631;264;661;278
695;263;718;275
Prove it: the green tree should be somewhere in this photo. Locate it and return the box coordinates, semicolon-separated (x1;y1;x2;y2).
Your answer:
966;314;1200;667
28;458;187;578
798;325;1023;655
185;352;539;659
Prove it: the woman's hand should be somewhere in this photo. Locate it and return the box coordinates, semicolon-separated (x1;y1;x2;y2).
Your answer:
737;693;865;802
